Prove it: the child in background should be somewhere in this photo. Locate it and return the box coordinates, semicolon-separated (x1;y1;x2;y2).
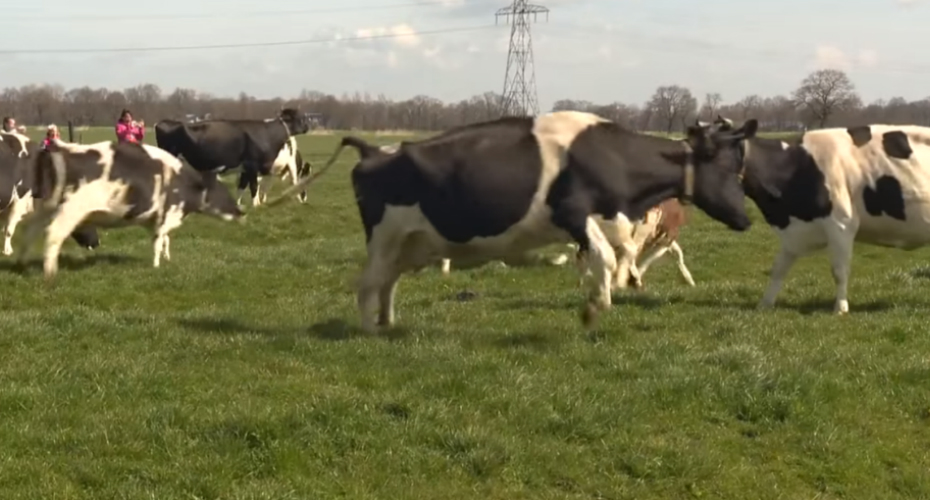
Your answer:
115;108;144;144
42;124;60;150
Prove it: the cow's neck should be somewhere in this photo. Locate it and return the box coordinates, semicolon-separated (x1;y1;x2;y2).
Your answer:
741;137;797;201
626;146;693;217
278;117;291;137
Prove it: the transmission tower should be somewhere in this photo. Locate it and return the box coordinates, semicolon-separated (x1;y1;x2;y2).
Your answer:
495;0;548;117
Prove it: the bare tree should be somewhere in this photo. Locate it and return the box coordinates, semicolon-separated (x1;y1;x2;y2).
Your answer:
647;85;697;133
792;69;861;128
0;74;924;133
700;92;722;121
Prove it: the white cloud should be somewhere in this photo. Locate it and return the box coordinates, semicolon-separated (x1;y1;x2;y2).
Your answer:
355;23;420;48
811;45;879;71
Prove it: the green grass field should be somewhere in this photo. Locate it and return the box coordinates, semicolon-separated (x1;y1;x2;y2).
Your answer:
1;126;929;499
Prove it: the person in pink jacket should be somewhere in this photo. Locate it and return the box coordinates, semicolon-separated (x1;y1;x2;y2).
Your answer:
42;124;60;150
115;108;145;144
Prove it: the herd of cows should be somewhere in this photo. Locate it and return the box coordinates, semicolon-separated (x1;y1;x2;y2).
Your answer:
0;107;928;332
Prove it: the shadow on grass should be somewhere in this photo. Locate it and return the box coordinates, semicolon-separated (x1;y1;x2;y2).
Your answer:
687;297;903;314
176;316;410;341
0;253;142;275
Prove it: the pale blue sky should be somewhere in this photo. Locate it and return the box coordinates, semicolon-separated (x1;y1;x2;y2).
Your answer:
0;0;926;110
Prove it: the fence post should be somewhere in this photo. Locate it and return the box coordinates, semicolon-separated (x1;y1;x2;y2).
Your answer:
67;120;74;143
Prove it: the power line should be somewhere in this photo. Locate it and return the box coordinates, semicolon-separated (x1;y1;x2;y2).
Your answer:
0;25;498;55
0;0;498;21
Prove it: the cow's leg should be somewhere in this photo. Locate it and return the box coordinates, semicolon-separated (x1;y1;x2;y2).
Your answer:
668;241;695;286
15;206;56;266
357;229;402;333
255;173;276;206
582;217;617;323
43;209;99;280
440;258;451;275
553;208;617;325
634;244;669;285
152;205;184;268
236;172;250;207
758;247;799;310
296;157;311;203
3;193;31;256
825;222;856;314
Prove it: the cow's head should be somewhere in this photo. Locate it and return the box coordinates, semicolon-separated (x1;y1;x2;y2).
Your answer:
184;170;244;221
279;108;310;136
683;118;758;232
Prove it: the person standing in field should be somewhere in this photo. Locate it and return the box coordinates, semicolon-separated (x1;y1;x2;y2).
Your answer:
42;124;60;150
115;109;145;144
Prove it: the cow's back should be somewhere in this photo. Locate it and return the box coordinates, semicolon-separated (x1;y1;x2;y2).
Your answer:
353;117;552;246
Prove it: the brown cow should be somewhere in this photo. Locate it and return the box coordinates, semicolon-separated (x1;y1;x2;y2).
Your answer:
623;198;694;288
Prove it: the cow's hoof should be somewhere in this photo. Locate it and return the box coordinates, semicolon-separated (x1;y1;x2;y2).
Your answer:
581;302;600;327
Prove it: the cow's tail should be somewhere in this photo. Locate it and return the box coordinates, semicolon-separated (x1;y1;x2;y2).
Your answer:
44;151;67;210
264;135;364;207
339;135;384;159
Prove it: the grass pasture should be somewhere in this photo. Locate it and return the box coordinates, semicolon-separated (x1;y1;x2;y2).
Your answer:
1;127;929;499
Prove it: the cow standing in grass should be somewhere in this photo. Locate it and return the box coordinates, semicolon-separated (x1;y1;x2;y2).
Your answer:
154;109;310;207
271;111;757;331
714;115;930;313
0;132;99;257
249;135;312;205
16;140;243;279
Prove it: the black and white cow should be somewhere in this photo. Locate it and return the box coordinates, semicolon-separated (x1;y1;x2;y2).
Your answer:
15;139;243;279
714;115;930;314
0;133;99;256
154;109;310;207
247;135;312;205
272;111;757;331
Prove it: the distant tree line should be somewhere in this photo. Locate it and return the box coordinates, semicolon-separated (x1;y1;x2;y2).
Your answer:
2;69;928;132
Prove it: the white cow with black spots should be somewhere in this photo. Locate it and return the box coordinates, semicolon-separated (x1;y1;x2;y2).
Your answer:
716;116;930;313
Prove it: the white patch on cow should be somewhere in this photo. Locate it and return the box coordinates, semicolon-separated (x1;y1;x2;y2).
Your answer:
141;143;184;173
2;188;33;256
781;141;790;150
54;140;117;177
755;125;930;313
0;131;30;157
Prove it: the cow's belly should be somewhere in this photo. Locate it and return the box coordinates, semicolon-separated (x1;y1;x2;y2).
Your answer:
858;212;930;250
772;218;830;254
375;202;570;268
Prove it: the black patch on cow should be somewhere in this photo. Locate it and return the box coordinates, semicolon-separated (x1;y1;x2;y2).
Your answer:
863;175;906;220
742;136;833;229
882;131;913;159
847;126;872;147
351;116;542;244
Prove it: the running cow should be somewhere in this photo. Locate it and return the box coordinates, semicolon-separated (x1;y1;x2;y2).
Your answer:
154;108;310;206
272;111;757;331
16;140;243;279
0;133;99;256
714;115;930;313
